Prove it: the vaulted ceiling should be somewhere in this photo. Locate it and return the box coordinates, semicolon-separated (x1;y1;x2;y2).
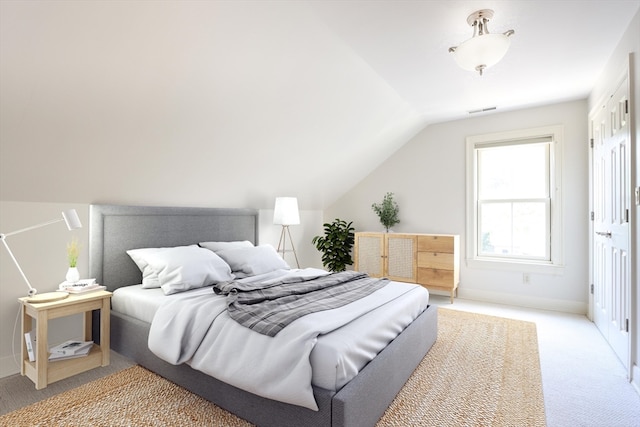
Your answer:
1;1;638;209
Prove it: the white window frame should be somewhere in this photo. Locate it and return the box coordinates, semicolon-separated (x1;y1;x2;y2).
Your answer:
466;125;564;273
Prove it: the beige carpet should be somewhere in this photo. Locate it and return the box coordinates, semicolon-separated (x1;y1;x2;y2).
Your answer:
0;308;545;426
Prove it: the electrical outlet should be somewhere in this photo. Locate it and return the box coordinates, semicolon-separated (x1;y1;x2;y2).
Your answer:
523;273;530;284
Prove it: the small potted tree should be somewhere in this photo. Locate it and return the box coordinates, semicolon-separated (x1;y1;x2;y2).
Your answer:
372;192;400;232
312;219;355;272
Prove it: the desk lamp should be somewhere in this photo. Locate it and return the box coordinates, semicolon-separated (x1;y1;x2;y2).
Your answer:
1;209;82;302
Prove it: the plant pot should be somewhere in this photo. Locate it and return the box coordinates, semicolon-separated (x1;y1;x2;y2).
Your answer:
65;267;80;283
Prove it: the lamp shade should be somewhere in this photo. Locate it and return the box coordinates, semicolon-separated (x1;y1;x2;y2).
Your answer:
273;197;300;225
62;209;82;230
449;9;514;75
451;33;511;72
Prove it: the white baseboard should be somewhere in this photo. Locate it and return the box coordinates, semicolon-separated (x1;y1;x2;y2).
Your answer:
0;354;21;378
457;288;588;314
632;364;640;397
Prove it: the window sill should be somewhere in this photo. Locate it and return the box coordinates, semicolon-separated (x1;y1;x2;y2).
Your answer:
466;258;565;275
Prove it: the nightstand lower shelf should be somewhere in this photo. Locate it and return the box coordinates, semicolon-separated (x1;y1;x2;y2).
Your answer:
22;344;105;386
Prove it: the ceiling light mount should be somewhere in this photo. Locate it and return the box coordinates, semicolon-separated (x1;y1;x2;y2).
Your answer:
449;9;514;76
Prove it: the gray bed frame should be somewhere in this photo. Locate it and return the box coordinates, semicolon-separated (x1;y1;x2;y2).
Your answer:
89;204;437;427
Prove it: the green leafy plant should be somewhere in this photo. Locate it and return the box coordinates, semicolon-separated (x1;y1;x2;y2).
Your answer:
311;219;355;272
372;192;400;232
66;237;79;267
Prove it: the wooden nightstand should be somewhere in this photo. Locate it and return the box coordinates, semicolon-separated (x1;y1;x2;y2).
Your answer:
18;290;112;389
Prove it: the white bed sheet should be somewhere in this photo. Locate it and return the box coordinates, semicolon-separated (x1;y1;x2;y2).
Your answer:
112;270;429;392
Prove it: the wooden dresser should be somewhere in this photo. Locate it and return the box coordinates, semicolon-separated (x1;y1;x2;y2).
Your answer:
354;232;460;303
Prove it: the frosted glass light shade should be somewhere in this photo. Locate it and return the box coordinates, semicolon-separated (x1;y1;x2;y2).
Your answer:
273;197;300;225
452;33;511;72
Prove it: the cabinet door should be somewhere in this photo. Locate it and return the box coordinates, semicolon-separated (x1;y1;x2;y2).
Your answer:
354;233;384;277
385;234;417;282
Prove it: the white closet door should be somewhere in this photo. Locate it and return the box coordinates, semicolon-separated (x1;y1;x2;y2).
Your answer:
591;71;631;372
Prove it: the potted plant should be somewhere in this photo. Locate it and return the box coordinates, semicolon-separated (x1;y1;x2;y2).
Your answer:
372;192;400;232
312;219;355;272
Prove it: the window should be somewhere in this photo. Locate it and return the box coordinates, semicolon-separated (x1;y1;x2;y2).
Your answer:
466;126;563;271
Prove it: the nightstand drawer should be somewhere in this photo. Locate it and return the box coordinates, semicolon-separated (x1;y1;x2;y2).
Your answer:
417;252;455;270
417;267;455;286
417;235;455;253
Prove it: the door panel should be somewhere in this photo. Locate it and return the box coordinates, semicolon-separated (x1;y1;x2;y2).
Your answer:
590;74;630;371
354;233;384;277
386;234;417;282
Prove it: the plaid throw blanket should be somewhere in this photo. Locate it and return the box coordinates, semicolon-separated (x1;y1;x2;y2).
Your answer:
213;271;389;337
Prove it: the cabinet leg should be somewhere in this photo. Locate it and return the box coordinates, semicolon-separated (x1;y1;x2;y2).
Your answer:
83;311;92;341
35;311;48;389
100;300;110;366
450;286;458;304
21;306;32;376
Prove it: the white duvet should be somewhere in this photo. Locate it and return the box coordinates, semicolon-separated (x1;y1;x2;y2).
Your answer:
148;268;427;410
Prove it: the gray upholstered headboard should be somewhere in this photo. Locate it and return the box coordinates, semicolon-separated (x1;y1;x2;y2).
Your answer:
89;204;259;291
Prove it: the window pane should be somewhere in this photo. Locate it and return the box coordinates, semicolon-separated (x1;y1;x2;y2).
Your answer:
468;125;562;267
478;143;549;199
479;202;548;259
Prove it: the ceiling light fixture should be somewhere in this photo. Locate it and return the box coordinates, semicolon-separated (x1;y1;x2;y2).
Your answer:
449;9;514;76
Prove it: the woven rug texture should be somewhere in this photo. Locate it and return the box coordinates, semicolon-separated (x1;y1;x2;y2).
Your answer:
1;308;546;426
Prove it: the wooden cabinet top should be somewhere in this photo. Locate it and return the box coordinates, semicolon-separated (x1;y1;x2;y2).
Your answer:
18;290;112;310
355;232;459;236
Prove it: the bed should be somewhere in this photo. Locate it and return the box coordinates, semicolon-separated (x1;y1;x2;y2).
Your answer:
89;204;438;427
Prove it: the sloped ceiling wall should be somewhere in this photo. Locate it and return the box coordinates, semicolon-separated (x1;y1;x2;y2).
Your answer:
0;1;424;209
2;1;638;210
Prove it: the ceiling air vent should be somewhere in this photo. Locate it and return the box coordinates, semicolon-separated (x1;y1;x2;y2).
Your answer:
469;106;497;114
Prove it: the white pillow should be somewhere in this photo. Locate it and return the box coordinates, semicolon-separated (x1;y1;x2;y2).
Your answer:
216;244;290;277
199;240;254;253
126;245;233;295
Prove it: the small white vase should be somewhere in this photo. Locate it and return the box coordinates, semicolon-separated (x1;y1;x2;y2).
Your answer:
65;267;80;283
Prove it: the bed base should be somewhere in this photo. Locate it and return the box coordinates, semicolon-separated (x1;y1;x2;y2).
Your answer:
88;204;438;427
109;304;437;427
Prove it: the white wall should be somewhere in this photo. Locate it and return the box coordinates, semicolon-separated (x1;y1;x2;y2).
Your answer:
0;1;423;211
326;99;589;313
0;201;323;378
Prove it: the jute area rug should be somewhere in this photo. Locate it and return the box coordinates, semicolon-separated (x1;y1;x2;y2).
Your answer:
1;308;546;426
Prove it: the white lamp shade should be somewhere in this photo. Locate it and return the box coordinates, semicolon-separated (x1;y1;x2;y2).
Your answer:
273;197;300;225
452;33;511;71
62;209;82;230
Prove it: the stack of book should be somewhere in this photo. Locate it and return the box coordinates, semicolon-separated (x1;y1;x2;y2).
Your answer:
48;340;94;361
24;330;36;362
58;278;106;294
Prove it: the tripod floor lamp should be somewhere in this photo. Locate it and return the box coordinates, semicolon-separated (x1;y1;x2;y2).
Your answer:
1;209;82;303
273;197;300;269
